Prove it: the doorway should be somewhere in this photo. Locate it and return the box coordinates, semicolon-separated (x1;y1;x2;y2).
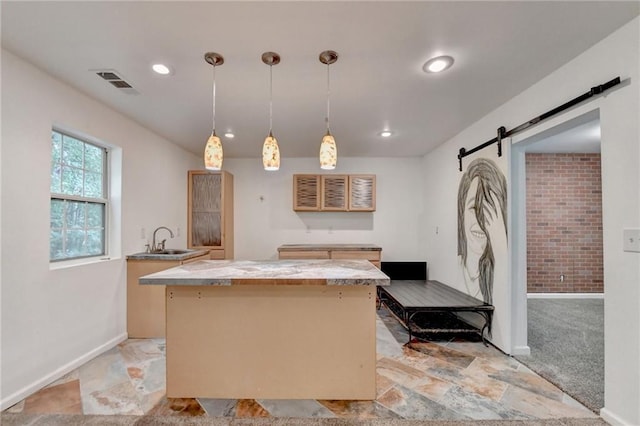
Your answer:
510;109;604;411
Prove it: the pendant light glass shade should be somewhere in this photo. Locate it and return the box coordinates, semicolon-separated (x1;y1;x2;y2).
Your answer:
319;132;337;170
262;52;281;171
319;50;338;170
204;133;223;170
203;52;224;170
262;131;280;171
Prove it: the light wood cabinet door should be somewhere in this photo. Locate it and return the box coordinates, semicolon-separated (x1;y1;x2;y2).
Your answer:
321;175;348;211
293;174;320;211
188;170;234;258
348;175;376;211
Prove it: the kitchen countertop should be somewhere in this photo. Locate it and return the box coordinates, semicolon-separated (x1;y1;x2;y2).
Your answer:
126;249;209;261
277;244;382;252
139;259;390;286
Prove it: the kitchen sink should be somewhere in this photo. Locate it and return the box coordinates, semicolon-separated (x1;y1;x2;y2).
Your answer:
151;249;192;255
126;248;210;261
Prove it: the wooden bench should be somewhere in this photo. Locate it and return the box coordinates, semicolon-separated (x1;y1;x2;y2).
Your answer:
377;280;494;345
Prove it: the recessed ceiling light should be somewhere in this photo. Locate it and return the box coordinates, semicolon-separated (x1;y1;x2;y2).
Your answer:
380;131;393;138
152;64;171;75
423;55;454;73
224;132;235;139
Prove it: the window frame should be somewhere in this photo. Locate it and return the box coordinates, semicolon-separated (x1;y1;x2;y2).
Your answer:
50;128;110;263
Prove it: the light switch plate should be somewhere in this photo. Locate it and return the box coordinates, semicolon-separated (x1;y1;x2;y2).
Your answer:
623;229;640;253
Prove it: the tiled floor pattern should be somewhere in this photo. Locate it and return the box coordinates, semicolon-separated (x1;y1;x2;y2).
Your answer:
4;307;597;421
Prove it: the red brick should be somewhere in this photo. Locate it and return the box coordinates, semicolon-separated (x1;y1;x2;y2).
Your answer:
525;153;603;293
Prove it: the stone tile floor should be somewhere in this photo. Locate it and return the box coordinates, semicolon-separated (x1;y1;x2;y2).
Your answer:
3;307;597;421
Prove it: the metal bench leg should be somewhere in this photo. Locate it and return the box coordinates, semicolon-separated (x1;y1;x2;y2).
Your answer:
480;324;489;346
407;312;419;344
479;311;492;346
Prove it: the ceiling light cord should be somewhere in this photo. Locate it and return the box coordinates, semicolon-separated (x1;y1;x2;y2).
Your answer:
326;63;331;133
212;64;217;135
269;64;273;134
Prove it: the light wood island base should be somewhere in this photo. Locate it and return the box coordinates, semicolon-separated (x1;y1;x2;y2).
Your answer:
165;284;376;400
139;259;389;400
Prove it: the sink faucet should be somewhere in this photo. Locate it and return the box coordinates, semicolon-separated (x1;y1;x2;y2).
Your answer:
151;226;174;252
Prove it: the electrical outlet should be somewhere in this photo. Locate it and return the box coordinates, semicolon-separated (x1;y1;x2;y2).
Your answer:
141;227;146;239
176;227;181;237
623;229;640;253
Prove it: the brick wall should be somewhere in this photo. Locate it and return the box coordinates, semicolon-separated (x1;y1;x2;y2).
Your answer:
526;153;603;293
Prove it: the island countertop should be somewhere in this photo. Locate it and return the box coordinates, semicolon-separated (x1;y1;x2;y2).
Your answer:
139;259;390;286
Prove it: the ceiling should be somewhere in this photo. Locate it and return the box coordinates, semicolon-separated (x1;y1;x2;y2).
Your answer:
2;1;637;161
525;118;601;154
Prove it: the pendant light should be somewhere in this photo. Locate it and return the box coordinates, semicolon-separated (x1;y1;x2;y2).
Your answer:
203;52;224;170
262;52;281;171
319;50;338;170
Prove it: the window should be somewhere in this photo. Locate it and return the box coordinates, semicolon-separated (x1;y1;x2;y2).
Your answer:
50;130;108;262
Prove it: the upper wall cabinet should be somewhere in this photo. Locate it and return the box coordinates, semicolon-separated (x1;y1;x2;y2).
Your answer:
293;174;320;211
188;170;234;259
293;174;376;212
348;175;376;211
321;175;348;211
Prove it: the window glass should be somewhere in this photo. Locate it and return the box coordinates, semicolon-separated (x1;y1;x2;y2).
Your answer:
50;129;107;262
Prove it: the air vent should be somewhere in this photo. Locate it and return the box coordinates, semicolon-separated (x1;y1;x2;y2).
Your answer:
96;71;121;81
109;80;132;89
92;69;139;95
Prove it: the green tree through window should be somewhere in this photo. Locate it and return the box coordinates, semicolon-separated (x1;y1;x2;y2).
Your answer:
50;130;107;261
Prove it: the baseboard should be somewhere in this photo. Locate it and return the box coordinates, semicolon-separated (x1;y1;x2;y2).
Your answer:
0;332;128;410
511;345;531;356
600;407;633;425
527;293;604;299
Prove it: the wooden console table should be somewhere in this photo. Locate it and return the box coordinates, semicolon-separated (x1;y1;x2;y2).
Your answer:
278;244;382;268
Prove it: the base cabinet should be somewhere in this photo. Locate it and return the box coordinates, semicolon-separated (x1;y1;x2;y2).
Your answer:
278;245;381;268
126;254;209;338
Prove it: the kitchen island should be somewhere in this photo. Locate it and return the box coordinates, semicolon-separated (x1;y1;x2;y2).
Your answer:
140;259;389;400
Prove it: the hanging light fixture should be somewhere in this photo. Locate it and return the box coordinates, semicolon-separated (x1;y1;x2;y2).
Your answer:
203;52;224;170
319;50;338;170
262;52;281;171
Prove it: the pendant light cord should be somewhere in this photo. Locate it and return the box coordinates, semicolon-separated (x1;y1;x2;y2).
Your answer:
269;65;273;134
212;64;217;135
326;63;331;132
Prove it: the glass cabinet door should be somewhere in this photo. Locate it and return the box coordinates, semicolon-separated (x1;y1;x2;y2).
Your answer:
190;172;222;248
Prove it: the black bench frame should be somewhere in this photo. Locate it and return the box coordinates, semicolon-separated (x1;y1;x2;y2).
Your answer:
377;280;494;345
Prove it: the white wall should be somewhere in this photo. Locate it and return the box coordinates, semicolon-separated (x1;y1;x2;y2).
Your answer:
0;49;200;408
223;157;424;262
422;18;640;425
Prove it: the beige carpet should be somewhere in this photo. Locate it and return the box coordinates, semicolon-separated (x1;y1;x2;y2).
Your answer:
1;413;608;425
514;299;604;412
